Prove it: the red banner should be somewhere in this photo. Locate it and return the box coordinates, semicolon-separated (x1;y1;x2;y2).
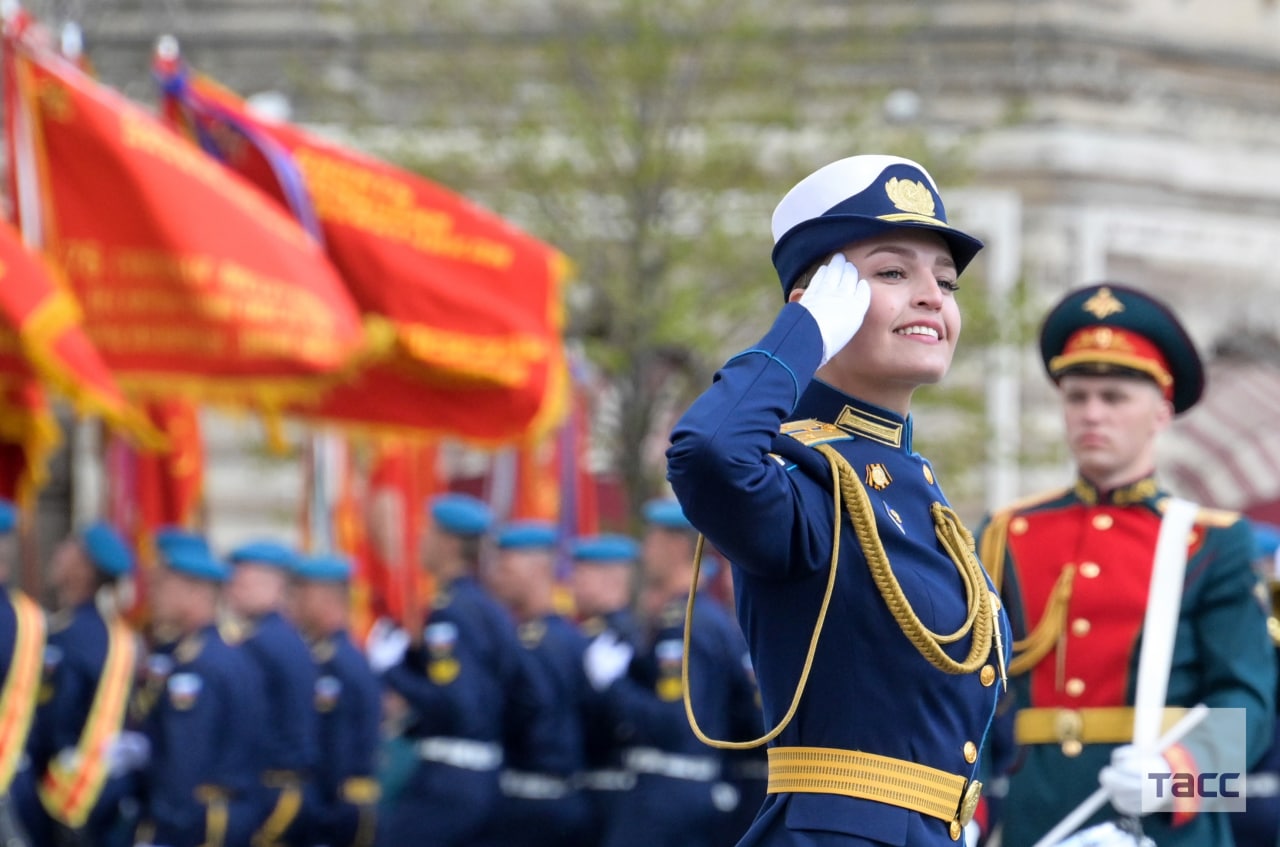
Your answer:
366;441;444;631
0;381;58;508
4;32;367;411
157;63;570;442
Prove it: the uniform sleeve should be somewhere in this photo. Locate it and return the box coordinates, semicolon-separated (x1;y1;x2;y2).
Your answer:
381;645;489;735
604;616;726;752
665;303;832;578
1184;519;1277;770
604;662;696;751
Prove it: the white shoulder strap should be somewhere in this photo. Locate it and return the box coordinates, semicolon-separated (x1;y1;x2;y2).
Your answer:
1131;497;1198;753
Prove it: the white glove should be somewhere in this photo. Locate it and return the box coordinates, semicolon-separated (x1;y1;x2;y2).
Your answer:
797;253;871;367
963;819;981;846
366;617;410;674
1098;745;1172;817
103;731;151;776
583;632;634;692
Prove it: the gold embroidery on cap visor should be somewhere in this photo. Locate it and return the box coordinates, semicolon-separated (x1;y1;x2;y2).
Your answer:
1047;351;1173;389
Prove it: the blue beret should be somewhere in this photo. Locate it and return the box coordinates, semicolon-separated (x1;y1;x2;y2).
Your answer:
0;498;16;534
155;528;227;583
643;498;694;531
227;540;299;570
496;520;558;551
571;534;639;565
293;552;352;583
1252;521;1280;561
429;493;493;537
770;155;983;296
81;522;133;578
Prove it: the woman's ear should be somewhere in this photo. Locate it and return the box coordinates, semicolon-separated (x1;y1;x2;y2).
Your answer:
787;287;806;304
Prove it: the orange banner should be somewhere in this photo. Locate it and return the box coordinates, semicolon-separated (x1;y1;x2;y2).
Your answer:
157;63;570;443
5;33;367;411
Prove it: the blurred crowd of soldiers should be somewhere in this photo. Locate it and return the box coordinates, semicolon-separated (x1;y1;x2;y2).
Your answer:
0;491;767;847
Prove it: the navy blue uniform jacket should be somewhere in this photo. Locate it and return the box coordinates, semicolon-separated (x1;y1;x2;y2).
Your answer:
667;303;1010;847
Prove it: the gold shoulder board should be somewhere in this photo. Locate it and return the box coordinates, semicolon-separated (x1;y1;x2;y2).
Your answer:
780;419;851;447
1194;506;1241;529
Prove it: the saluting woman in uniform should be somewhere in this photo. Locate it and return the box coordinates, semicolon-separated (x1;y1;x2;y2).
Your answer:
667;154;1011;846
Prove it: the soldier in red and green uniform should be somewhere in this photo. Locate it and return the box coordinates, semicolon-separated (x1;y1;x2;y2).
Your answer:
978;283;1276;846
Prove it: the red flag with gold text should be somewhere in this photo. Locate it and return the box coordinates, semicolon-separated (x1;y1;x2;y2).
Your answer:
156;63;570;443
0;214;160;504
4;30;367;411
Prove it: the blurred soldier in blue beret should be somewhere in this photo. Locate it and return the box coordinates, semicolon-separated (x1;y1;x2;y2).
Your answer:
15;521;140;847
667;154;1007;846
477;521;590;847
0;499;44;846
568;534;640;838
373;493;554;847
134;528;268;847
290;553;382;847
570;534;639;642
978;283;1275;847
585;499;760;847
225;539;318;847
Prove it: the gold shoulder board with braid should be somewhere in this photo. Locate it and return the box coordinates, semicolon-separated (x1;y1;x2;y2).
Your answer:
780;419;851;447
978;487;1070;593
1154;498;1238;529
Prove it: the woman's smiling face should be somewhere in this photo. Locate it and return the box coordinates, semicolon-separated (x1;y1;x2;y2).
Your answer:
797;229;961;413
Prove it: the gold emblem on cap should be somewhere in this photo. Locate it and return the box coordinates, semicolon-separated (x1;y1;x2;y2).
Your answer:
884;177;936;218
1082;286;1125;320
865;463;892;491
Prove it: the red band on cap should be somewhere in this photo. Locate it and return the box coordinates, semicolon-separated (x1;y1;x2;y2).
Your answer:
1048;326;1174;401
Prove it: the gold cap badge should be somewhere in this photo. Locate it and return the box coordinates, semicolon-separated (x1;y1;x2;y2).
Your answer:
1082;286;1125;320
884;178;936;218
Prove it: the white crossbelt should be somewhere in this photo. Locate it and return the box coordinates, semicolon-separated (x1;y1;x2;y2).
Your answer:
623;747;719;782
414;737;503;772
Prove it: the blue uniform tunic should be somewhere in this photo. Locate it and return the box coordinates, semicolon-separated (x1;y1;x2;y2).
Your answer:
308;630;382;847
17;603;137;847
667;303;1009;846
478;613;591;847
139;624;267;847
578;608;640;836
240;612;320;774
379;576;551;847
600;593;759;847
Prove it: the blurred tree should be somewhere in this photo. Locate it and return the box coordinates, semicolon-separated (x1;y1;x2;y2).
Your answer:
345;0;961;529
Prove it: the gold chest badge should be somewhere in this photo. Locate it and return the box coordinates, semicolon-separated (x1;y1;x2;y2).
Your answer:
864;463;892;491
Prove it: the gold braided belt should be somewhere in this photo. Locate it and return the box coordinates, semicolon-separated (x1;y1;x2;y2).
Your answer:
766;746;981;839
1015;706;1188;756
